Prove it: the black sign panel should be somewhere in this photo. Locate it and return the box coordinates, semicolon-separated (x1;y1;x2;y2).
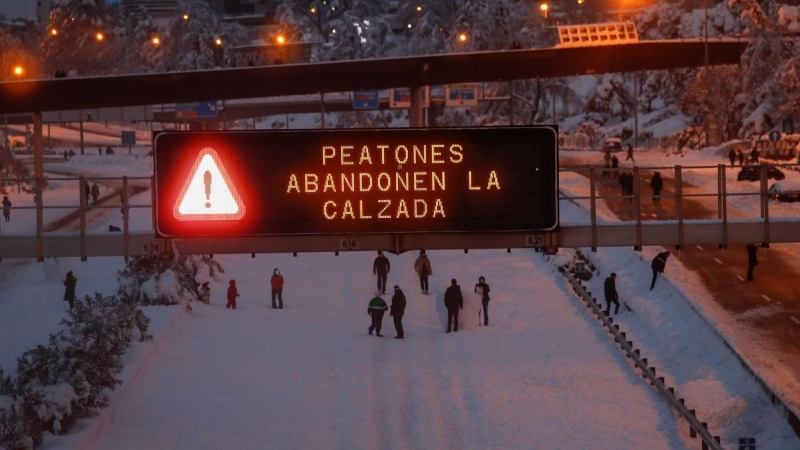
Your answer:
153;127;558;237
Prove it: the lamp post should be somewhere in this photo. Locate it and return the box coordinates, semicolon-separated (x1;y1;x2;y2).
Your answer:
704;0;709;67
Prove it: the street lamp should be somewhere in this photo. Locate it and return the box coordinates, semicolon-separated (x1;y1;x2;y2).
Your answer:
458;32;468;43
214;38;223;46
95;32;104;42
276;34;286;44
539;3;549;19
13;66;24;77
49;28;58;36
151;36;160;46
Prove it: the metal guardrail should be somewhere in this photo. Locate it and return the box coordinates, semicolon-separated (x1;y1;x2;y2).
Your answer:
558;261;723;450
0;163;798;259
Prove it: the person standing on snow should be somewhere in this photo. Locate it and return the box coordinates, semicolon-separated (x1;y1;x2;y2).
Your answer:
63;271;77;310
90;182;100;206
650;172;664;204
2;195;11;221
84;181;90;206
226;279;239;310
367;291;388;337
611;154;620;178
602;150;611;178
271;268;284;309
414;249;432;294
650;251;670;290
444;278;464;333
474;276;491;326
737;149;745;166
390;285;406;339
373;250;391;295
626;144;635;162
604;273;620;316
728;148;736;167
199;281;211;305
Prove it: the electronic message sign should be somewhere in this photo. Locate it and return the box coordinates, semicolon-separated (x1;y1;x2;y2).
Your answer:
153;127;558;237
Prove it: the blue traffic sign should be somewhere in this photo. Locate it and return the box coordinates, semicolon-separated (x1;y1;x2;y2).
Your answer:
353;90;379;110
768;130;781;142
738;437;756;450
176;101;218;119
121;131;136;146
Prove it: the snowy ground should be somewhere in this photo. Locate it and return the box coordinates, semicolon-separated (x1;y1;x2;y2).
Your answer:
2;131;800;449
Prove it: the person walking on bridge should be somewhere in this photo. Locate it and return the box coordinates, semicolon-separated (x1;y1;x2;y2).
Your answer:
650;172;664;204
63;271;77;310
728;148;736;167
373;250;391;295
746;243;761;281
2;195;11;221
271;268;284;309
650;251;670;290
226;279;239;310
474;276;491;326
604;273;620;316
390;285;406;339
90;182;100;206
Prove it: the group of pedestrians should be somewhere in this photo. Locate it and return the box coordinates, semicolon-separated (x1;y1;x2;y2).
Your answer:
727;147;761;167
367;250;492;338
83;182;100;206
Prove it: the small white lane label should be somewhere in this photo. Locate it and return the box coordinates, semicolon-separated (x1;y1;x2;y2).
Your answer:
696;245;704;250
761;295;771;302
736;275;745;281
791;317;800;325
714;258;723;265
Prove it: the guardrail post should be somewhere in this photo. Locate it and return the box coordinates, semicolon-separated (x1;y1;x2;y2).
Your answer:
720;165;727;249
633;166;641;250
122;176;129;262
590;167;597;252
675;166;683;250
79;176;86;261
717;164;723;220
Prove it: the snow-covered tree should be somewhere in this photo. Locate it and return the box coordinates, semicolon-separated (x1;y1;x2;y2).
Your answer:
118;8;167;73
118;254;224;305
40;0;124;76
585;74;635;122
681;65;744;143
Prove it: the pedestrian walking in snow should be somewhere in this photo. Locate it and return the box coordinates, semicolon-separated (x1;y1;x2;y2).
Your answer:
604;273;620;316
226;279;239;310
63;271;77;310
750;146;760;164
373;250;391;295
444;278;464;333
728;148;736;167
390;285;406;339
474;276;491;326
626;144;635;162
97;147;102;156
2;195;11;221
199;281;211;305
650;251;670;290
368;290;388;337
603;151;611;178
271;268;284;309
90;183;100;206
84;181;90;206
414;249;432;294
746;243;760;281
650;172;664;204
737;149;745;166
621;172;634;202
618;172;628;197
63;150;68;161
611;155;619;178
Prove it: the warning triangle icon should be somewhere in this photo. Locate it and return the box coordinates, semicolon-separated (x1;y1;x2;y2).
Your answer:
173;148;246;221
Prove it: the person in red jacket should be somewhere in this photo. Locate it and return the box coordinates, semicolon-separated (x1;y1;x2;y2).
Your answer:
271;268;284;309
226;279;239;310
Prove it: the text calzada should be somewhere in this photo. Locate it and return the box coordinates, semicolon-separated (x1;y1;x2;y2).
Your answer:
153;127;557;237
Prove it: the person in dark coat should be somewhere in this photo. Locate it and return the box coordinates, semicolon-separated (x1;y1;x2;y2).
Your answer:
63;271;77;310
650;251;670;290
737;149;745;166
621;172;634;202
604;273;619;316
618;171;628;197
750;146;760;164
414;249;432;294
270;268;284;309
611;154;619;178
368;290;388;337
444;278;464;333
474;275;491;326
626;144;635;162
390;285;406;339
373;250;391;295
728;148;736;167
746;243;760;281
84;181;90;206
90;182;100;206
650;172;664;204
226;279;239;310
2;195;11;221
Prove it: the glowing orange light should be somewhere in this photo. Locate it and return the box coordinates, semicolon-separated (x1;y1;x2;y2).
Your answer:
174;148;246;221
152;36;160;45
13;66;23;77
276;35;286;44
416;6;422;11
577;0;584;3
540;3;549;12
183;14;189;20
95;32;104;41
215;38;223;46
310;7;317;13
458;33;467;42
50;29;58;36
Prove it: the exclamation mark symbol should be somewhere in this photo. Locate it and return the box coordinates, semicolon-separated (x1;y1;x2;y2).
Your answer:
204;170;212;208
